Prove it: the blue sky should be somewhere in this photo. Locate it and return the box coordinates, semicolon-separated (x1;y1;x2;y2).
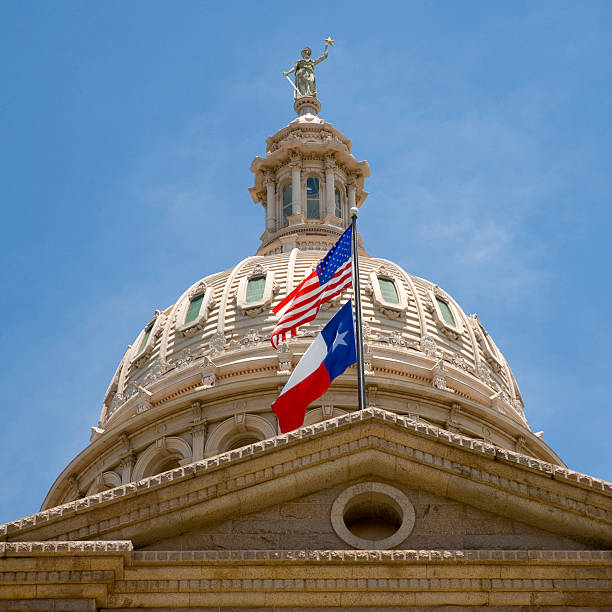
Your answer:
1;1;611;524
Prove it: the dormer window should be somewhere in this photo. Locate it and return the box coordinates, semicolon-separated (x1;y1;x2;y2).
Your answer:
436;297;456;326
245;275;266;303
427;286;463;340
334;186;342;218
366;266;409;319
378;277;399;304
306;177;320;219
138;325;153;353
185;294;204;324
282;185;292;226
236;265;279;316
176;281;214;337
132;310;163;365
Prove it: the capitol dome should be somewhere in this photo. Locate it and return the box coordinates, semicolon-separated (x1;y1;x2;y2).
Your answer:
41;97;562;510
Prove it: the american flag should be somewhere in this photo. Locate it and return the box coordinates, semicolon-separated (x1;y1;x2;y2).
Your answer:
270;226;353;348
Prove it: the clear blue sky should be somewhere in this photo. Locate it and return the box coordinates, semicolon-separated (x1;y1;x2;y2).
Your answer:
1;1;611;524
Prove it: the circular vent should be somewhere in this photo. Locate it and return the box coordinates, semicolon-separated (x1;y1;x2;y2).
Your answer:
331;482;415;549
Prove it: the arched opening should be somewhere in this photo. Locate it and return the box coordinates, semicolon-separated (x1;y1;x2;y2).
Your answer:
334;186;342;218
282;185;292;226
306;177;320;219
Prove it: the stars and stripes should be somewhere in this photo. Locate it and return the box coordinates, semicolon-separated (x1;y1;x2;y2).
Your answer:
270;226;353;348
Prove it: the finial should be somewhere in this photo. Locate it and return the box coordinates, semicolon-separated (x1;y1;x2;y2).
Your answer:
350;207;359;217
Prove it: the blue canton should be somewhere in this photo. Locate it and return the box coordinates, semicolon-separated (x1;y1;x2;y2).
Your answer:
316;226;352;284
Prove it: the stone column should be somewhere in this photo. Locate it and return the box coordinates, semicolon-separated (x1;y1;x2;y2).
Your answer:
119;453;136;484
347;175;356;210
191;421;207;462
290;154;302;215
264;171;276;232
325;157;336;217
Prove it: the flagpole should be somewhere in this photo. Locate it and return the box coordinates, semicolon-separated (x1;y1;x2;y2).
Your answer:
350;207;367;411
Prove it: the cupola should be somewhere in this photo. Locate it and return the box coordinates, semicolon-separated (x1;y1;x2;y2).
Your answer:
249;95;370;255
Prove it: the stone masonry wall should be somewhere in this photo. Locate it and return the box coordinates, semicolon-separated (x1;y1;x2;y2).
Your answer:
142;480;588;551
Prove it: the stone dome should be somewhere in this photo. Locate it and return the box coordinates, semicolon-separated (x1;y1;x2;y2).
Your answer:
41;101;563;510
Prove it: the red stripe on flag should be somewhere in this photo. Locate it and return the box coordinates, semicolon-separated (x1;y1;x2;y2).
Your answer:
271;362;331;433
270;261;352;347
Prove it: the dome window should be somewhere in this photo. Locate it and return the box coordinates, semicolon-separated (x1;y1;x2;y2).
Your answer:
138;325;153;353
366;266;409;319
176;281;214;337
131;310;163;365
185;294;204;324
282;185;292;226
245;276;266;303
334;186;342;218
436;297;456;326
427;286;463;340
236;264;279;316
306;177;320;219
378;278;399;304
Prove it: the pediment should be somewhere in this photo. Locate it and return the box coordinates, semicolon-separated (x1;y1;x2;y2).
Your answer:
2;409;611;550
142;479;589;553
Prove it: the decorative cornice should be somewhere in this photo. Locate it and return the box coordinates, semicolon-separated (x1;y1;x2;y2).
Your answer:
3;408;610;544
0;540;133;554
129;548;612;563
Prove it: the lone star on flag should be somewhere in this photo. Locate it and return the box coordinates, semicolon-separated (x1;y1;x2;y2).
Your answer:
332;329;348;352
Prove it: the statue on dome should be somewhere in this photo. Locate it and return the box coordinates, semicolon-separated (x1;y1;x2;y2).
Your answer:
283;37;334;99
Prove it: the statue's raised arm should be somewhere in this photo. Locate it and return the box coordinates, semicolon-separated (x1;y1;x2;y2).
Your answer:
313;44;329;66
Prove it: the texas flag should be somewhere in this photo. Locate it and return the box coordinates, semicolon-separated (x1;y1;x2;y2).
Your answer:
272;300;357;433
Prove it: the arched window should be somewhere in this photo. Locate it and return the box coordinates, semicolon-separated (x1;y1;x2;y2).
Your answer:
378;278;399;304
334;186;342;218
306;177;320;219
435;297;456;326
282;185;292;226
245;275;266;303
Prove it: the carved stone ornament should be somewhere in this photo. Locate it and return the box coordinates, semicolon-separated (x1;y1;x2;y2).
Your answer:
240;328;264;346
108;393;125;417
362;321;371;341
432;359;453;392
141;357;167;387
208;331;226;355
364;344;374;376
420;334;440;358
277;343;292;375
444;351;473;374
169;346;205;372
154;312;166;339
476;361;491;385
375;330;419;351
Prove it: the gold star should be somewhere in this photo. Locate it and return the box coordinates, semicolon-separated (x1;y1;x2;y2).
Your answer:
324;36;335;46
